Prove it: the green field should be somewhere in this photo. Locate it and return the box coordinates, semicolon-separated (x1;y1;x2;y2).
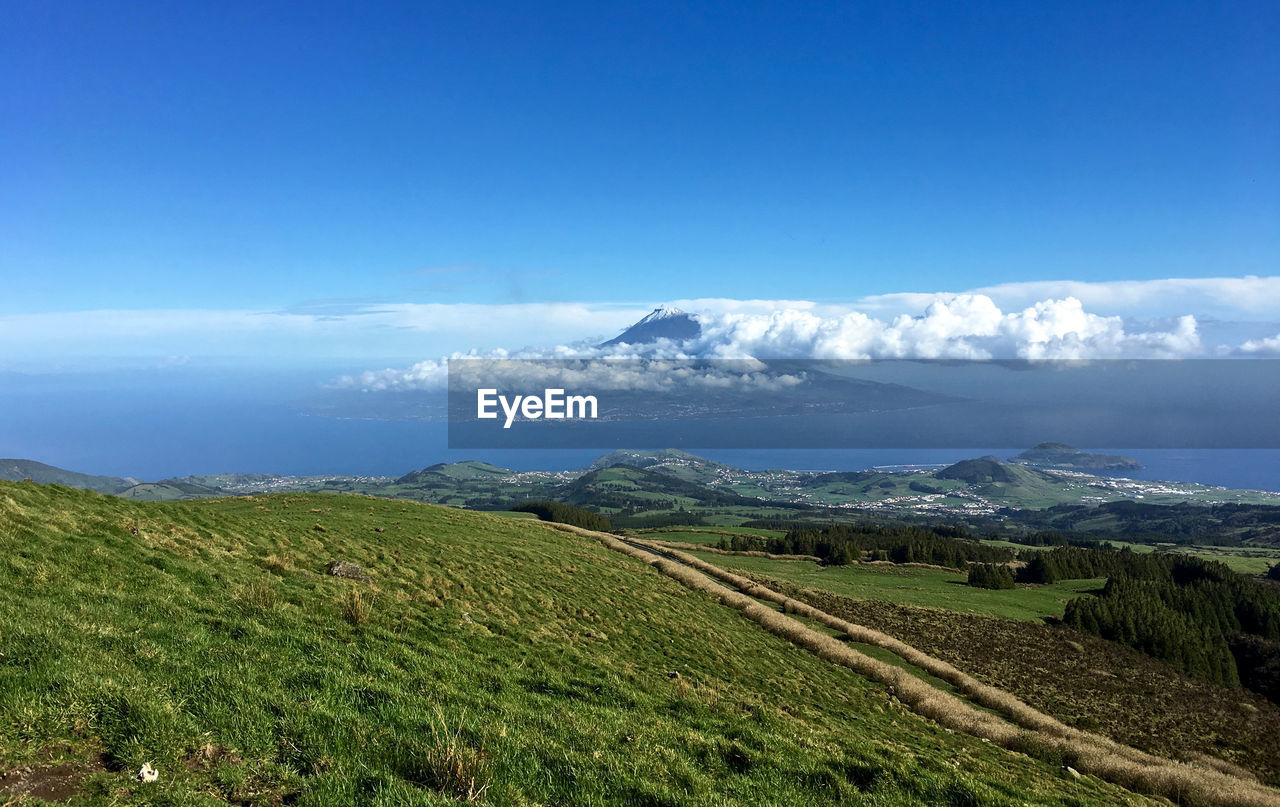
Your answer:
0;481;1153;806
981;538;1280;575
1101;542;1280;575
639;527;789;546
980;539;1052;552
1168;547;1279;575
639;529;726;546
682;550;1103;621
488;509;541;519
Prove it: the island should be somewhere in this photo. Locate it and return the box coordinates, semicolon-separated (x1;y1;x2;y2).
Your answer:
1008;442;1142;471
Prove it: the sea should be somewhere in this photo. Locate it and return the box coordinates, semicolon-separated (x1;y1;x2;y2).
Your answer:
1;370;1277;491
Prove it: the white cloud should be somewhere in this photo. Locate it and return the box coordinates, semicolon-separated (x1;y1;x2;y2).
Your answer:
335;294;1215;392
698;295;1204;361
0;275;1273;378
1238;333;1280;356
854;276;1280;319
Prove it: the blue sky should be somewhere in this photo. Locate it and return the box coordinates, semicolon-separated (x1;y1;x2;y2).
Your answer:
1;1;1278;477
4;0;1276;320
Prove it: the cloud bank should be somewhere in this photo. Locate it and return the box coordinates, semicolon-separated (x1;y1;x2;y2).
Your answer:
1;276;1274;378
848;275;1280;319
338;294;1210;392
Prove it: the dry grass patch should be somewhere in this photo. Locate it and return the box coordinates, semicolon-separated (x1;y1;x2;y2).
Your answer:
338;585;373;626
424;711;490;801
234;577;278;614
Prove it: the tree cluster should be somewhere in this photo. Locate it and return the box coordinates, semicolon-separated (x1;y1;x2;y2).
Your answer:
1000;500;1280;545
510;501;612;532
1054;548;1280;700
718;523;1014;569
967;563;1016;589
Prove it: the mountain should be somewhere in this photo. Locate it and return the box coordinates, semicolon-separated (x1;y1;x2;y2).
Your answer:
564;465;763;510
599;305;701;347
1010;443;1142;471
588;448;713;470
931;456;1059;494
396;460;513;485
587;448;735;484
0;458;139;495
936;456;1035;485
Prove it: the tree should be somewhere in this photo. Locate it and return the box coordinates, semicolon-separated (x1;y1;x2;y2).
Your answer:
968;563;1015;590
511;501;611;531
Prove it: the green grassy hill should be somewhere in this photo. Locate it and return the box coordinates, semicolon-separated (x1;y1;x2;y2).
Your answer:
933;456;1069;502
0;480;1159;806
587;449;733;485
10;453;1279;543
396;460;513;484
564;466;762;510
0;459;138;495
118;481;228;501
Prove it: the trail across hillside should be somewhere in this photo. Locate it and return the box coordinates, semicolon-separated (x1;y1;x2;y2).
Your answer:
547;523;1280;807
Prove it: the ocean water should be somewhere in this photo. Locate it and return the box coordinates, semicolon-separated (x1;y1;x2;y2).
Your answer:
0;373;1277;491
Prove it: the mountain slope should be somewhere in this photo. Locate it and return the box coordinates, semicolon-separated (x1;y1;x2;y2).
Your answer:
396;460;512;484
0;458;138;494
117;480;228;500
587;448;734;484
937;456;1042;485
599;305;701;346
564;465;764;510
0;480;1160;806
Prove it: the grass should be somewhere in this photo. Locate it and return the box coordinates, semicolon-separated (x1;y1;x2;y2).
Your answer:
661;537;1280;785
1154;545;1280;575
606;536;1280;807
682;550;1103;621
983;538;1280;576
981;538;1053;552
749;573;1280;786
640;527;788;546
0;480;1159;806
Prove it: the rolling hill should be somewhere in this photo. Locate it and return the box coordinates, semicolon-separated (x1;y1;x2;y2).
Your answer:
396;460;513;484
936;456;1049;486
0;479;1172;806
563;465;765;510
6;450;1279;541
0;458;139;495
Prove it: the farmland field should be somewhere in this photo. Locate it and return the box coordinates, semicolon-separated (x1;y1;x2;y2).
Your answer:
681;549;1104;621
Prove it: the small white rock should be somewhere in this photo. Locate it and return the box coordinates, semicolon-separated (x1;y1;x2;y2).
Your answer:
137;763;159;783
